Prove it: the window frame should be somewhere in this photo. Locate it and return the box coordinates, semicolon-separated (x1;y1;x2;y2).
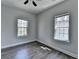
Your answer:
54;13;70;42
17;19;29;38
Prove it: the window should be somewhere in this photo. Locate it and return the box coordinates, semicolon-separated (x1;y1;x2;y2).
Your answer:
54;14;70;42
17;19;28;37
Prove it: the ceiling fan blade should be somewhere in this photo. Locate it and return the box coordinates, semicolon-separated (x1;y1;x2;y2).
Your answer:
24;0;29;4
32;1;37;7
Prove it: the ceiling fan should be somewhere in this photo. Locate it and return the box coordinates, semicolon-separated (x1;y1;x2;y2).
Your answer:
24;0;37;7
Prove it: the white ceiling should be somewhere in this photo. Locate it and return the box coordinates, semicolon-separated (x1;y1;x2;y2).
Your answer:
2;0;64;14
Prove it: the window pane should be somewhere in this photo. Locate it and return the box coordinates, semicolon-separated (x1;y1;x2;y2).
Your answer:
17;28;22;36
63;21;69;27
18;19;28;27
63;34;69;41
55;29;60;34
64;28;69;34
59;34;64;41
59;28;63;34
17;27;27;36
54;33;60;40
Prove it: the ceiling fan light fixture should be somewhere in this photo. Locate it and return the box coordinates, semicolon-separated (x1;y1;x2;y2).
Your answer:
32;1;37;7
24;0;37;7
24;0;29;4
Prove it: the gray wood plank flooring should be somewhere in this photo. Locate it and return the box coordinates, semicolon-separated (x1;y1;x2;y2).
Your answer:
1;42;76;59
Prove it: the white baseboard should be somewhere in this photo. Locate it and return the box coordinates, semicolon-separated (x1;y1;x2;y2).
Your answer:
1;40;36;49
38;40;78;58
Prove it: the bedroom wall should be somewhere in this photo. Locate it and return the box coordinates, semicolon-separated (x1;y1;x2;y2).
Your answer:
38;0;78;58
1;4;37;48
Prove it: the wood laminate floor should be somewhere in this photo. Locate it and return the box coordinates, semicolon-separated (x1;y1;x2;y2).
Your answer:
1;42;76;59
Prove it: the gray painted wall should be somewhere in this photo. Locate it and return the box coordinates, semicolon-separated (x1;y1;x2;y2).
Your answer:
1;4;37;47
38;0;78;57
1;0;78;58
